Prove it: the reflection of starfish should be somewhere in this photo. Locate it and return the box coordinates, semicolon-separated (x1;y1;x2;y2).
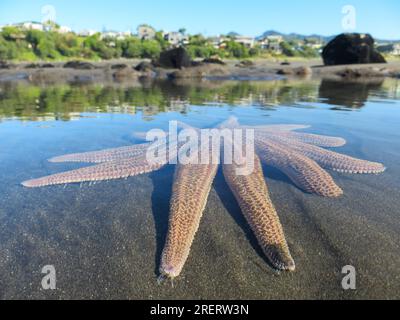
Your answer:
22;118;385;280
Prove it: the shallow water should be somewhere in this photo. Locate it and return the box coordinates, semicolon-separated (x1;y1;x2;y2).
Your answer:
0;77;399;299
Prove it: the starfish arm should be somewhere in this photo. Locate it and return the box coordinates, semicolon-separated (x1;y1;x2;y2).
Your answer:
272;131;347;148
223;155;295;271
21;156;166;188
267;135;386;174
160;162;218;279
48;143;152;163
256;139;343;198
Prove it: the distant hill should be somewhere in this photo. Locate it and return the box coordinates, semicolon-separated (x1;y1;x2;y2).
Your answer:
257;30;399;44
257;30;334;43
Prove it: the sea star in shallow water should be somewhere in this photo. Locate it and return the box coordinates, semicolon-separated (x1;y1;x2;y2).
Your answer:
22;118;385;279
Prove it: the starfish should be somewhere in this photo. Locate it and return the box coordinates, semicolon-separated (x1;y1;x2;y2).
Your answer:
22;118;385;280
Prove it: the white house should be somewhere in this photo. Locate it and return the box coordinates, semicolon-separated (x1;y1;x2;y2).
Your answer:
17;21;44;31
164;32;189;46
209;36;227;49
377;43;400;56
257;35;283;53
234;36;255;48
137;25;156;40
100;31;131;40
57;26;72;34
78;29;97;37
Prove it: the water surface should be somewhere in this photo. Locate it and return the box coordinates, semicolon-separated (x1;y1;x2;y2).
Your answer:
0;78;399;299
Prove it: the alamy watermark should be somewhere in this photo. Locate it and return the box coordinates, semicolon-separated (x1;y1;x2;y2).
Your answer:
145;121;256;176
41;5;57;24
341;265;356;290
342;5;357;31
41;265;56;290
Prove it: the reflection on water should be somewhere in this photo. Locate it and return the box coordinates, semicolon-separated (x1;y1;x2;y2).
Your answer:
319;78;386;109
1;78;399;121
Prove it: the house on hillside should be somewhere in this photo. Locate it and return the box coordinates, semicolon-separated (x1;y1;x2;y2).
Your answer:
137;25;156;40
78;29;97;37
14;21;44;31
56;26;72;34
164;31;189;47
304;37;324;50
208;36;227;49
234;36;255;48
257;35;283;53
100;31;131;40
377;43;400;56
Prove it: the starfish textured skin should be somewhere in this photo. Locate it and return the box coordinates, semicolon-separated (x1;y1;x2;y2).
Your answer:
22;118;385;280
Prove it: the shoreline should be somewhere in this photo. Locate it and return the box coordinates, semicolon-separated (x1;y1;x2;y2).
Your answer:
1;59;399;85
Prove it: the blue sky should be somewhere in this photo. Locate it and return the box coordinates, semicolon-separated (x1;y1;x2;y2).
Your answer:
0;0;399;39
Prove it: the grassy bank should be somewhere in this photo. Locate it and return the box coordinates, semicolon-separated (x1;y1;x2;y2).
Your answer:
0;27;320;63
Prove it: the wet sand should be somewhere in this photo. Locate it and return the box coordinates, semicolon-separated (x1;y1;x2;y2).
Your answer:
1;92;400;300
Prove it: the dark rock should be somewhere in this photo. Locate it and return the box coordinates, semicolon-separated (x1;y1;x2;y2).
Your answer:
64;61;96;70
281;61;291;66
157;47;192;69
0;61;15;69
202;57;226;65
111;64;128;70
294;66;312;76
336;67;386;79
277;66;312;76
277;68;293;75
236;60;254;68
322;33;386;66
338;68;362;79
25;63;40;69
134;61;154;72
41;63;55;68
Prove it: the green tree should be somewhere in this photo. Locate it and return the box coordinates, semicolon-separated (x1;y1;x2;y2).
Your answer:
121;38;142;58
141;40;161;59
0;36;18;60
37;38;58;59
225;41;249;58
26;30;44;49
280;41;296;57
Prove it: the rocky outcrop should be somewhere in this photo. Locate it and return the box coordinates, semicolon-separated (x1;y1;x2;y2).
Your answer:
322;33;386;66
111;64;128;70
42;63;55;68
26;63;55;69
0;61;16;69
157;47;192;69
203;57;226;65
277;66;312;76
169;64;228;79
64;61;96;70
236;60;254;68
134;61;155;72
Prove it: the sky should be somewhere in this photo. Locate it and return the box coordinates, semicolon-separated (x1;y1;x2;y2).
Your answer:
0;0;399;39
